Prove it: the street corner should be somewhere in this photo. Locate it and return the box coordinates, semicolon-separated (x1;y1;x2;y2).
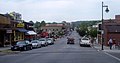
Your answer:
0;49;20;56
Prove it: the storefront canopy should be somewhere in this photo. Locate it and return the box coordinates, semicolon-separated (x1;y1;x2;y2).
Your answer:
17;28;27;32
25;31;37;35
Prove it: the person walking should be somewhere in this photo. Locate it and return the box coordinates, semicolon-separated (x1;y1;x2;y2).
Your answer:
108;38;113;50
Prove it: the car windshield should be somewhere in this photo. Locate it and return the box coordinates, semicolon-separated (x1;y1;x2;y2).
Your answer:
39;39;45;41
31;40;38;43
48;39;51;40
16;41;26;45
82;38;89;40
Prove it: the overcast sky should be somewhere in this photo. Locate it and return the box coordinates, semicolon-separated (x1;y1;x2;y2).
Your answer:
0;0;120;23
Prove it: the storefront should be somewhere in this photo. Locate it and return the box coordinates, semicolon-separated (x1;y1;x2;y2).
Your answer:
11;22;27;45
25;30;37;41
13;28;27;42
24;21;37;41
0;14;11;47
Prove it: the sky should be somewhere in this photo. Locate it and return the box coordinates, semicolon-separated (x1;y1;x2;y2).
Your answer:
0;0;120;23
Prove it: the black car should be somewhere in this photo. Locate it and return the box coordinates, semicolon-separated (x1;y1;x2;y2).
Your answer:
11;40;32;51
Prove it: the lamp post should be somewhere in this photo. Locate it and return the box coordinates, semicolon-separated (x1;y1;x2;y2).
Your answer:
101;2;109;50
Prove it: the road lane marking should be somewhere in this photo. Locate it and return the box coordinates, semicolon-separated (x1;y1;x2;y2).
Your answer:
104;52;120;62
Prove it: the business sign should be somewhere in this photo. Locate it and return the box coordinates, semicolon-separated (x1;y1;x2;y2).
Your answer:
17;23;24;27
6;30;12;33
28;26;34;28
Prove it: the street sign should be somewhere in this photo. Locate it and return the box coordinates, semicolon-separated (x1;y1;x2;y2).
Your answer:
6;30;12;33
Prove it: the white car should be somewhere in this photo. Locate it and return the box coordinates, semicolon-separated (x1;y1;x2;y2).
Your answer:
79;37;91;47
39;38;48;46
47;38;54;45
31;40;42;48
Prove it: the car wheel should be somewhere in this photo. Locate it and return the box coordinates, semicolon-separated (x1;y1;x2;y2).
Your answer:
11;48;14;51
30;46;32;50
24;47;27;51
67;42;69;44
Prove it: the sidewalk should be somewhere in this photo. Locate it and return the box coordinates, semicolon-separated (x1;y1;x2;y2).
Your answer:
0;46;11;51
93;43;120;53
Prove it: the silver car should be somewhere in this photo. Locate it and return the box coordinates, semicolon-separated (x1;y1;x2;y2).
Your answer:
47;38;54;45
31;40;42;48
39;38;48;47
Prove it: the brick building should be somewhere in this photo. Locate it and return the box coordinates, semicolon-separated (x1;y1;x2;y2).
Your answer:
102;15;120;46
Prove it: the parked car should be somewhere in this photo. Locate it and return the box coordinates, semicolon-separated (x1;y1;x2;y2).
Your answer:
11;40;32;51
79;37;91;47
31;40;42;48
47;38;54;45
39;38;48;46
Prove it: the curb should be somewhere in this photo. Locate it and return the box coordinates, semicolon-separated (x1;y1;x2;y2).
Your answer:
93;45;120;62
0;49;20;56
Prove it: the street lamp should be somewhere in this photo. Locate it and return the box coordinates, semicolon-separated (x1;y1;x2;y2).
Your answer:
101;2;109;50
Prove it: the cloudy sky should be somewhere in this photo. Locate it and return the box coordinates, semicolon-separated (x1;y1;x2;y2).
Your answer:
0;0;120;23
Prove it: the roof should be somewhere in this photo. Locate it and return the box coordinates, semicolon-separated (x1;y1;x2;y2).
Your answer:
45;24;64;27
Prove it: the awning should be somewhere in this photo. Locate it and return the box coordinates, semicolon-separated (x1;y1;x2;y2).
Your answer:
25;31;37;35
17;28;27;32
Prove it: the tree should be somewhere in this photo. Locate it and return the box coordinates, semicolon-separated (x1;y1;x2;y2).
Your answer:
52;22;57;24
89;28;97;38
40;20;46;26
29;21;34;24
78;22;88;37
34;21;41;29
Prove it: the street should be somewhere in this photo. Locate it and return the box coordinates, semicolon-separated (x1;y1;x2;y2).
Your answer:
0;31;120;63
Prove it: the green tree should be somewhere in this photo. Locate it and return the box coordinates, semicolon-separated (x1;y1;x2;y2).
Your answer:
34;21;41;29
40;20;46;26
89;28;97;38
78;22;88;36
29;21;34;24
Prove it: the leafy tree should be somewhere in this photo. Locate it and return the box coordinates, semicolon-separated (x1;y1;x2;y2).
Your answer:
29;21;34;24
34;21;41;29
40;20;46;26
52;22;57;24
89;28;97;38
78;22;88;36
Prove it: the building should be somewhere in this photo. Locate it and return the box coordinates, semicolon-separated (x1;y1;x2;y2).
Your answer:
9;12;22;22
11;21;27;45
41;24;64;32
0;14;11;47
99;15;120;46
24;21;37;40
0;13;37;47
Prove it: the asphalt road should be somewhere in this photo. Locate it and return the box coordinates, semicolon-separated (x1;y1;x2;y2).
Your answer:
0;31;120;63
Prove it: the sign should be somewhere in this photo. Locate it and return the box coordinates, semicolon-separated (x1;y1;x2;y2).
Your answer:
17;23;24;27
6;30;12;33
28;26;34;28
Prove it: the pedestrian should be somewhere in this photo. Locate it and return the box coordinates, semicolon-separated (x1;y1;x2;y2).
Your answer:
108;38;113;50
